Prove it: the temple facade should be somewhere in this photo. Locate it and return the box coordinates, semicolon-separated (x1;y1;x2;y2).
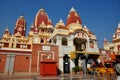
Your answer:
50;7;99;73
102;23;120;65
104;23;120;53
0;7;99;75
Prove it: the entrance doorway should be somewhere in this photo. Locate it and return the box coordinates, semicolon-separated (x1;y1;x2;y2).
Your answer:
4;54;15;75
63;54;70;73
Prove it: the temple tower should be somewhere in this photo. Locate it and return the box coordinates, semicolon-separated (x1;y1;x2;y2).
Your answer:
14;16;26;37
28;8;54;44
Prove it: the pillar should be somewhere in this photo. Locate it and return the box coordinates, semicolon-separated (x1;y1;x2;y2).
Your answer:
59;57;63;74
29;55;32;74
94;41;99;52
37;52;40;72
56;36;62;45
67;35;74;46
86;39;90;51
4;54;15;75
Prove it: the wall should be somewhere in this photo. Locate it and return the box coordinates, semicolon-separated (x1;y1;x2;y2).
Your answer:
32;44;59;73
14;55;30;72
0;54;6;72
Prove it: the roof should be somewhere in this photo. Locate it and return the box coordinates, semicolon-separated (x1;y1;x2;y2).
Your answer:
34;8;50;27
16;16;26;26
56;25;68;30
66;7;82;26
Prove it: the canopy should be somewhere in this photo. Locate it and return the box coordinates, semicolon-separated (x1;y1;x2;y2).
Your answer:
70;51;100;59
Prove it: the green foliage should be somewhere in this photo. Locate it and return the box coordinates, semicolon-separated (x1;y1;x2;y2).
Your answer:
72;66;83;72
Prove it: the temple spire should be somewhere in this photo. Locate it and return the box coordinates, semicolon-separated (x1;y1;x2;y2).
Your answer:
118;23;120;28
70;7;76;12
14;15;26;36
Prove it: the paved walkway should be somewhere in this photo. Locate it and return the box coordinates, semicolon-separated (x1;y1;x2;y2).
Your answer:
0;74;118;80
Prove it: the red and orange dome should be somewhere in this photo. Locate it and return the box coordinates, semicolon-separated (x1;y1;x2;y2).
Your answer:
16;16;26;26
66;7;82;26
34;8;49;27
14;16;26;36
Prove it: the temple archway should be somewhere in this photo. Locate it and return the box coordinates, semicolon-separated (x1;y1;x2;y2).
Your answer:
74;38;87;51
73;38;87;66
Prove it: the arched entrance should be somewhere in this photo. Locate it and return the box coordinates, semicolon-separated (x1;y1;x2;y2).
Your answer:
73;38;87;66
63;54;70;73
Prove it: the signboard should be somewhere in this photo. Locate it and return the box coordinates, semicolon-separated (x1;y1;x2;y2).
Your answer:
42;46;51;51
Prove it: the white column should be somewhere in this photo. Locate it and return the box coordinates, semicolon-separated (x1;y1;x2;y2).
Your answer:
59;57;63;72
4;54;15;75
37;52;40;72
70;59;75;72
29;55;32;74
94;41;98;48
56;36;62;45
4;54;10;74
9;55;15;75
86;39;90;51
94;41;99;52
67;36;74;46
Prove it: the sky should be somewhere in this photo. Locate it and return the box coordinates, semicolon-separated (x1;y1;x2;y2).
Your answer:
0;0;120;48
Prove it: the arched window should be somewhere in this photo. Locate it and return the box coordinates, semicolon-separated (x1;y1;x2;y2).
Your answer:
41;39;44;43
90;41;94;48
74;38;87;51
62;37;67;46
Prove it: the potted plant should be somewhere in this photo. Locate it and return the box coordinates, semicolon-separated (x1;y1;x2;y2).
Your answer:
72;66;83;74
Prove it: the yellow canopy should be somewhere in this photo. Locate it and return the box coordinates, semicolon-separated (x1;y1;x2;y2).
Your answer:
71;51;99;55
70;51;100;59
70;51;76;59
